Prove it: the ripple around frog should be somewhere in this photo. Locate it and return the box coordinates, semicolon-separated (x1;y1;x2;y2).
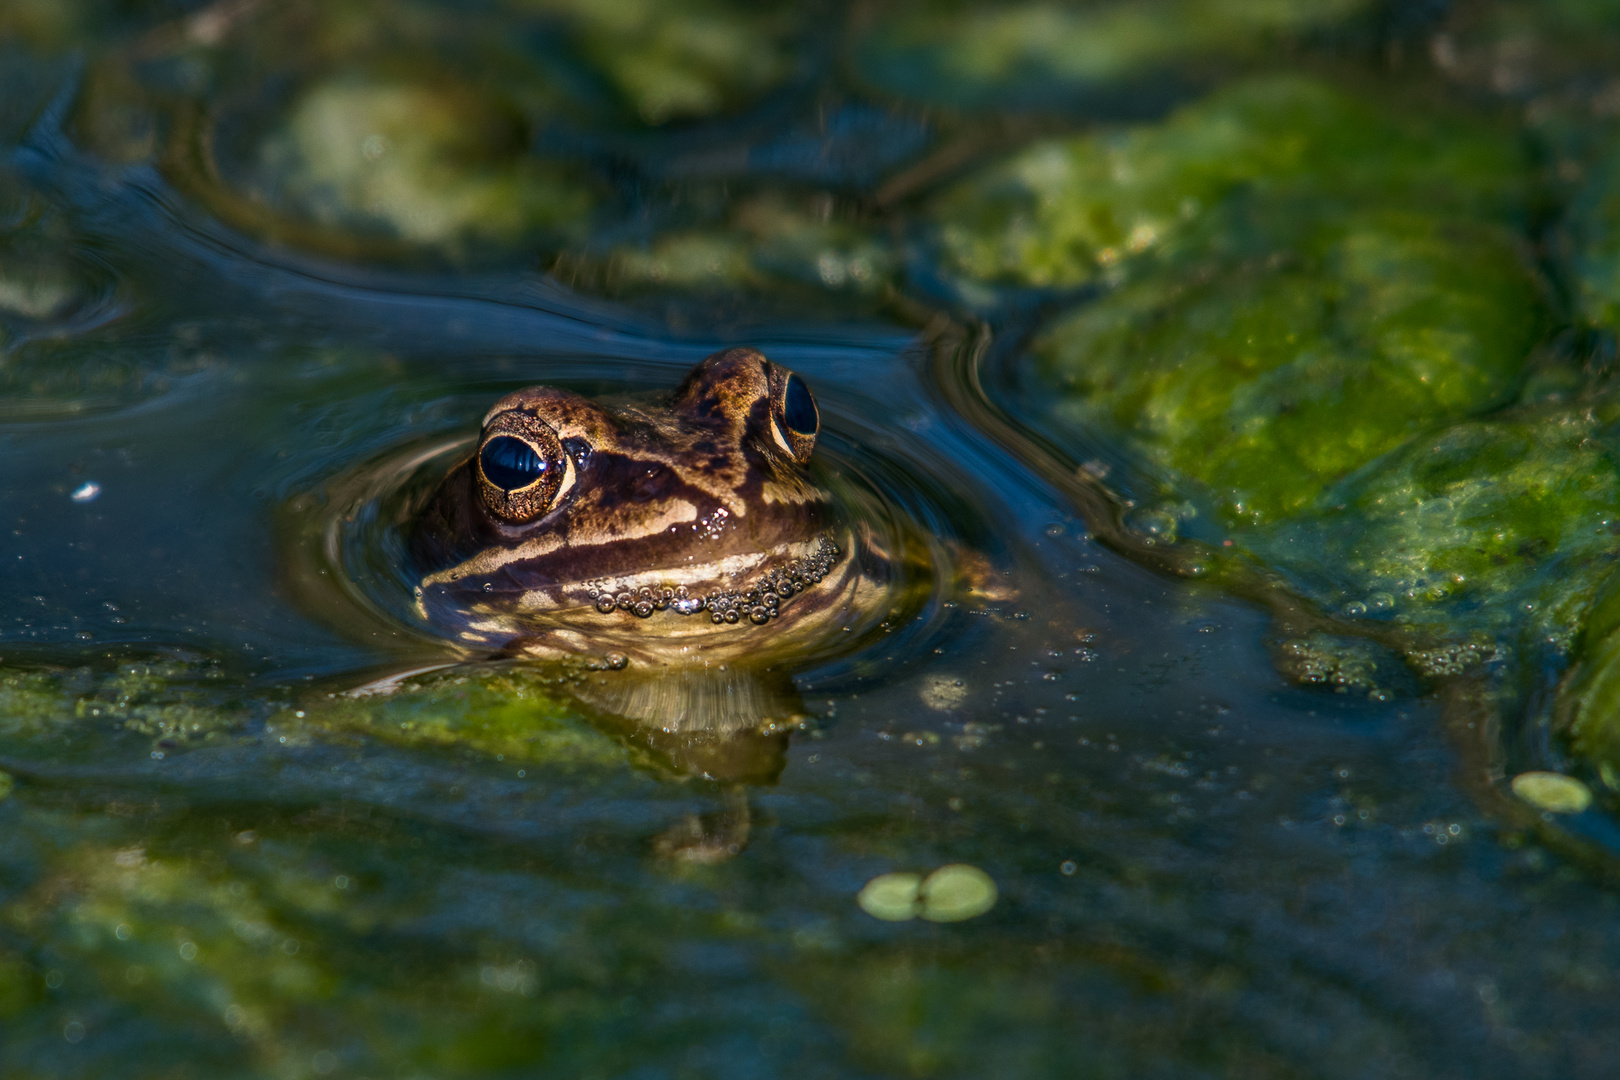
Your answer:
278;412;974;741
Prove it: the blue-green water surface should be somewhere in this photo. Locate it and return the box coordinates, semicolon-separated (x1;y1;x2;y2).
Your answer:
7;2;1620;1078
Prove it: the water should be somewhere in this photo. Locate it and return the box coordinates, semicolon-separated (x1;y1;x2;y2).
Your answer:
6;2;1620;1077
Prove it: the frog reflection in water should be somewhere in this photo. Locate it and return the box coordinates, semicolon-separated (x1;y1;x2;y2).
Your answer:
410;348;890;856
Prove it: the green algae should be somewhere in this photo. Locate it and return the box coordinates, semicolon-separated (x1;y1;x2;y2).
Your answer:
1555;571;1620;771
0;659;245;755
514;0;807;125
0;174;98;324
259;78;595;248
0;821;539;1076
1246;403;1620;652
1033;213;1545;527
855;0;1374;110
929;75;1531;291
553;194;897;307
978;75;1620;683
0;795;782;1079
287;665;634;771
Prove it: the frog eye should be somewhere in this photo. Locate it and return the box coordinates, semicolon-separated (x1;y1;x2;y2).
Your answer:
768;367;819;464
481;437;546;489
475;412;576;524
783;374;819;436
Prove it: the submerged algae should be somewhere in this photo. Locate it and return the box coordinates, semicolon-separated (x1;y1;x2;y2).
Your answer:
288;664;633;771
1250;403;1620;653
929;75;1531;291
855;0;1375;110
551;193;897;310
259;79;595;248
1555;571;1620;772
1034;214;1544;527
513;0;809;125
0;658;245;756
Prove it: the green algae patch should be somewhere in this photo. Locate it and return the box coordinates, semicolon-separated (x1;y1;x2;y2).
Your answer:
554;194;897;307
290;665;634;770
855;0;1373;110
0;659;246;757
933;74;1522;291
1246;403;1620;652
5;839;344;1025
929;75;1531;290
1034;214;1545;527
517;0;808;125
1555;571;1620;770
260;78;595;248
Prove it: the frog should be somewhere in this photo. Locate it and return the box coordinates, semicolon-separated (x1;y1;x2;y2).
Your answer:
405;348;893;845
411;346;883;669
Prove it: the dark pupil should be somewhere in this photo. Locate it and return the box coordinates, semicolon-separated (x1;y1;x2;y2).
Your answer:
783;374;818;436
481;435;547;491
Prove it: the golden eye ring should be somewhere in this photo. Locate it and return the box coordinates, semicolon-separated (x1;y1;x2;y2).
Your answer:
767;365;819;464
475;410;575;523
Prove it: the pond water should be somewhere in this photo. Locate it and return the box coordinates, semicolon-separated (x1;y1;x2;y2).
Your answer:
8;2;1620;1077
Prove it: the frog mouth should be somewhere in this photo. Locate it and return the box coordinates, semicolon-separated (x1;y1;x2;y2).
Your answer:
417;528;861;644
583;532;842;626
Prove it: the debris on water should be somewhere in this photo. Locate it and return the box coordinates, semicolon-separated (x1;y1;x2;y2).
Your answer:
857;864;998;923
919;674;968;710
0;771;13;800
70;481;101;503
1510;771;1593;814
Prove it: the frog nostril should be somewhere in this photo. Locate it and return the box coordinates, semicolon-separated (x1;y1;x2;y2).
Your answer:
783;374;819;435
480;435;547;491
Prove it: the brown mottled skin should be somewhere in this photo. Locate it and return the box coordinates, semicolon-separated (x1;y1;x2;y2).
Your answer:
410;348;884;673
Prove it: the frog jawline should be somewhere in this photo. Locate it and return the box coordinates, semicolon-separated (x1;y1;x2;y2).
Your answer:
456;537;876;667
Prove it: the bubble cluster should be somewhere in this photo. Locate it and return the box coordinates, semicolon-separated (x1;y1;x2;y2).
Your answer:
585;534;841;626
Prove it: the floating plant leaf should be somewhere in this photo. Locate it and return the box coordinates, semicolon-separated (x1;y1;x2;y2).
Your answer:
1510;771;1593;813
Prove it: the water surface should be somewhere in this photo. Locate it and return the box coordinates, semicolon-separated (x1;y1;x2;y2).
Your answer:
5;3;1620;1078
